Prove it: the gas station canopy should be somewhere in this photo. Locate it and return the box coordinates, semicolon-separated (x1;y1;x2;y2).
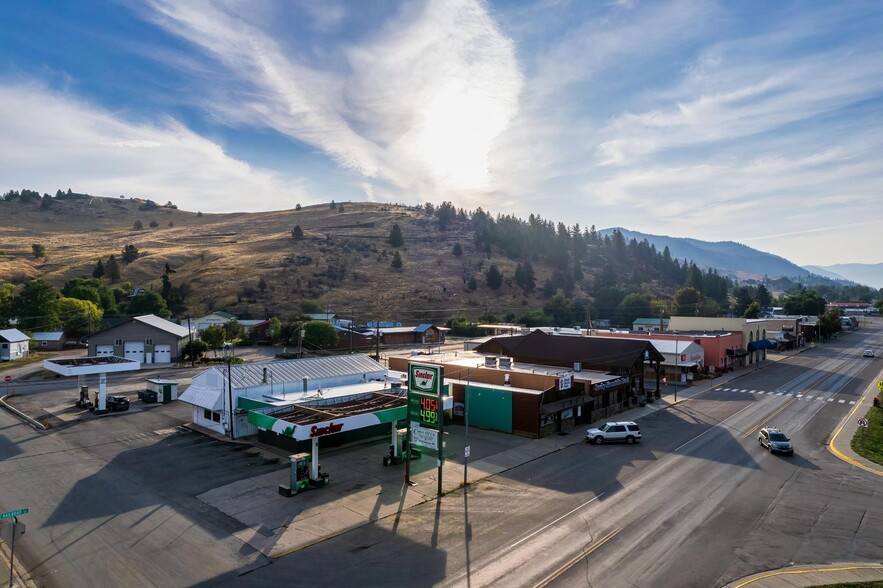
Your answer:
42;356;141;376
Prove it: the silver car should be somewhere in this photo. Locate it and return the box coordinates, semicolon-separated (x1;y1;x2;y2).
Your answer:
585;421;641;445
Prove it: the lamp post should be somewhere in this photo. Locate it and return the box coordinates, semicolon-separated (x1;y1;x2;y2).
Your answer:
223;343;235;440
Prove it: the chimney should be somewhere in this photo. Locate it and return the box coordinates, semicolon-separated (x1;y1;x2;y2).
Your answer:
262;367;268;383
574;362;582;372
303;378;308;393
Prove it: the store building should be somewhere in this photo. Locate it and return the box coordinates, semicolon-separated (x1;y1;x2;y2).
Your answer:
87;314;190;365
388;333;664;438
594;330;743;375
178;353;396;443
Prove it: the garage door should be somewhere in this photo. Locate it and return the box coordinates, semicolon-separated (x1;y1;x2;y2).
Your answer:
96;345;114;356
154;344;171;363
124;341;145;362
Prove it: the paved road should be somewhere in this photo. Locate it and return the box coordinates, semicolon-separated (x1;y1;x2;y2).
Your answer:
212;326;883;587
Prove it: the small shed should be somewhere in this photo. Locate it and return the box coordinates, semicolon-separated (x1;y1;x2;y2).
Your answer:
146;378;179;403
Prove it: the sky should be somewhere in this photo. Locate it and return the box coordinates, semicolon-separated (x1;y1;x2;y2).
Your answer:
1;0;882;267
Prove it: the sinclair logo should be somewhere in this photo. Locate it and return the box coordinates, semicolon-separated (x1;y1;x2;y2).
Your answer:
410;364;440;394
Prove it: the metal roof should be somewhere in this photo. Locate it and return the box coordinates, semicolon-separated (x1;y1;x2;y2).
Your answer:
211;354;386;390
133;315;190;338
0;329;29;342
179;385;223;411
31;331;64;341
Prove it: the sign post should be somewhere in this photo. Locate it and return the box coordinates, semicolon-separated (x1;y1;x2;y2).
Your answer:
407;364;444;495
0;508;27;588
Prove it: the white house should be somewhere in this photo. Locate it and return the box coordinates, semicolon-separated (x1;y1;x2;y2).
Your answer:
193;311;237;333
0;329;30;361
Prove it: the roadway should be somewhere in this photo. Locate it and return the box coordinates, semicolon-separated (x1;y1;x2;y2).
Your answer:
219;324;883;587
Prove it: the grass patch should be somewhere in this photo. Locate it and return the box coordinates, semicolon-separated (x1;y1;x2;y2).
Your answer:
850;405;883;465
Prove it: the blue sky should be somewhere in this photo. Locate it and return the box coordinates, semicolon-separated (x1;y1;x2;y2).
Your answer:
2;0;882;267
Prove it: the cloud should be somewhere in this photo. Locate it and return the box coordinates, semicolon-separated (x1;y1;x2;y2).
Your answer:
141;0;522;199
0;83;307;212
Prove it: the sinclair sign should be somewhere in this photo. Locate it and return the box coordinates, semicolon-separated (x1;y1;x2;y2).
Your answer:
409;364;442;395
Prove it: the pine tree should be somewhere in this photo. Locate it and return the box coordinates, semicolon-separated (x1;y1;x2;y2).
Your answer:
106;255;121;282
388;224;404;248
390;251;403;270
92;259;105;279
486;264;503;290
452;242;463;256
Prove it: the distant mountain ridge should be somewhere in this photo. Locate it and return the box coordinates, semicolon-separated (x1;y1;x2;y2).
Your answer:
599;228;813;280
804;263;883;290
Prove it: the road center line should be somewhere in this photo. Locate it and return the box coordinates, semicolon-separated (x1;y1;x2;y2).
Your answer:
674;402;758;453
506;492;606;551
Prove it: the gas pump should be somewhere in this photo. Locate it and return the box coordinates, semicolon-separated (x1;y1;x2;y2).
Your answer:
76;385;90;408
278;452;330;497
382;428;422;466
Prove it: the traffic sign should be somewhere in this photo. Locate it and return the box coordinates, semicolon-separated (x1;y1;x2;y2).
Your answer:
3;375;11;383
857;418;869;428
0;508;28;520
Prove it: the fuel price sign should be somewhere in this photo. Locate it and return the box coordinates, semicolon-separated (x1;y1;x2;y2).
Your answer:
409;391;441;430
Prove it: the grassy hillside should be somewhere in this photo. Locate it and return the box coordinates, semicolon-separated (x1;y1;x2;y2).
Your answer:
0;195;603;323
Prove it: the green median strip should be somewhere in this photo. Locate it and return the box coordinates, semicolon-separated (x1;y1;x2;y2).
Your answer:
851;406;883;466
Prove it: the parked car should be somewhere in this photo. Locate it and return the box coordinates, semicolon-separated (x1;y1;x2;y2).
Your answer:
758;427;793;455
585;421;641;445
138;389;158;403
106;395;130;412
862;349;875;358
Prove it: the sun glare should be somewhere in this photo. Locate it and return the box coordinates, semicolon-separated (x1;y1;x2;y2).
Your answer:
416;82;508;190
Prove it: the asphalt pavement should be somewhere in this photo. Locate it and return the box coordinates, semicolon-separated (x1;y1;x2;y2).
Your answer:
2;344;882;587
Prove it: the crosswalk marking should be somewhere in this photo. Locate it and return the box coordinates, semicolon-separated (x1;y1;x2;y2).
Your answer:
717;387;859;408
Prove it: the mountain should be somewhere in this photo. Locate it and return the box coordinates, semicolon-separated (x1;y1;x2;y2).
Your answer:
804;264;883;290
598;228;813;280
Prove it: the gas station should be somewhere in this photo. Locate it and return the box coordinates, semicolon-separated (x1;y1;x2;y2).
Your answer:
248;376;453;496
42;356;141;413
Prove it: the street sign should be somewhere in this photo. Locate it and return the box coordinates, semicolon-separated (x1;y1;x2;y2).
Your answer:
0;508;27;520
464;445;471;458
3;375;11;382
858;418;869;428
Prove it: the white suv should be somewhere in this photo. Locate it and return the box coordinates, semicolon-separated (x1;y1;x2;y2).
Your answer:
585;421;641;445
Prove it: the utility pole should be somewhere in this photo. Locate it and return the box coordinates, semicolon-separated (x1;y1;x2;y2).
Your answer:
374;320;380;361
187;316;194;367
659;307;664;332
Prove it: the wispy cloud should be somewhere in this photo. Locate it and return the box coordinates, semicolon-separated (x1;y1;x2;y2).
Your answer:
0;83;306;211
142;0;522;199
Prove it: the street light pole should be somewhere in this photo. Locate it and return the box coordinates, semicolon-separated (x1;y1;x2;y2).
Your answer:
223;343;235;440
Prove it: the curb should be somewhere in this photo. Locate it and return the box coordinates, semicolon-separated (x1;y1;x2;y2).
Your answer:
724;562;883;587
0;395;46;431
